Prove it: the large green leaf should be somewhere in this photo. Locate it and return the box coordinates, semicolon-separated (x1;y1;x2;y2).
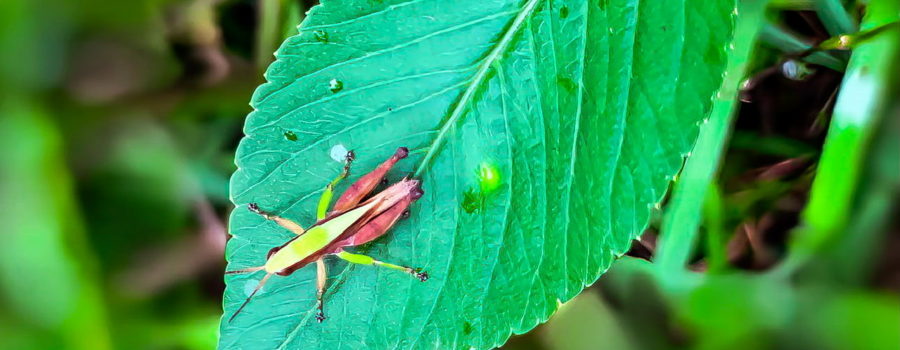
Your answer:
221;0;735;349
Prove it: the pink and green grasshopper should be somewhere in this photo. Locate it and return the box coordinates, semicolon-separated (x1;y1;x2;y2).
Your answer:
226;147;428;322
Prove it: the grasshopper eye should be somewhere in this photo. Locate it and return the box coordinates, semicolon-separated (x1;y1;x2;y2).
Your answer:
411;187;424;200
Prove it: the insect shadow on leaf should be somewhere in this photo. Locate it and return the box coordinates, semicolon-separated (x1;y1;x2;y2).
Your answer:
225;147;428;323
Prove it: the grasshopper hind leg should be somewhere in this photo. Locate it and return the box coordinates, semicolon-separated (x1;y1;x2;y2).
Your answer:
335;251;428;282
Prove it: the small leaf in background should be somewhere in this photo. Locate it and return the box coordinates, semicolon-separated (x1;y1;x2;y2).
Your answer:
222;0;736;349
0;100;111;350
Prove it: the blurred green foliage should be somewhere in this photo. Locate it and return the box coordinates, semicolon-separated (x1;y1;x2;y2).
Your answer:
0;0;898;349
0;0;260;348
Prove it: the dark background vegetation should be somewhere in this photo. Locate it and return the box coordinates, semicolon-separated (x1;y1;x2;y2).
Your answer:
0;0;897;349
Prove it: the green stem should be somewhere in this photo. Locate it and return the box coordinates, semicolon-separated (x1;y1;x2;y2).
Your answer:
784;0;900;270
818;21;900;50
653;0;770;290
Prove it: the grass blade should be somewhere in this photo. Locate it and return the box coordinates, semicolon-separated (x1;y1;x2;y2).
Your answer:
654;0;771;291
787;0;900;267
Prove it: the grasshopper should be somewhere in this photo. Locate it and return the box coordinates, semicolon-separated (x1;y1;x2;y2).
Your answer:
226;147;427;322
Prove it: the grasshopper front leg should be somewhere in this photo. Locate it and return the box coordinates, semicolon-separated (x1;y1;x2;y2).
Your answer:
336;251;428;282
247;203;306;235
316;150;355;219
247;151;354;235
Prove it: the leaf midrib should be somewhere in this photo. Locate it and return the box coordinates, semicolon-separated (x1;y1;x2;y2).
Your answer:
412;0;543;177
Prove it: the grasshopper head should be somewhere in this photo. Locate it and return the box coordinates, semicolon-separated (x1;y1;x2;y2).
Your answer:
407;179;423;199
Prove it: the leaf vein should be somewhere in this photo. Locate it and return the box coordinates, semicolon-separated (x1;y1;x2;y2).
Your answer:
254;9;517;107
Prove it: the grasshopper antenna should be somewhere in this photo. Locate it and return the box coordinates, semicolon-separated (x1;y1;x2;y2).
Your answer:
224;266;265;274
229;272;273;322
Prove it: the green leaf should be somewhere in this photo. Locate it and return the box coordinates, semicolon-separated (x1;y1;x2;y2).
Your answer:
221;0;736;349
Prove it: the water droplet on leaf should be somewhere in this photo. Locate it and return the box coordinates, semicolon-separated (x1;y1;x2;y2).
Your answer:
330;144;349;162
329;78;343;93
781;59;814;81
244;279;263;296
